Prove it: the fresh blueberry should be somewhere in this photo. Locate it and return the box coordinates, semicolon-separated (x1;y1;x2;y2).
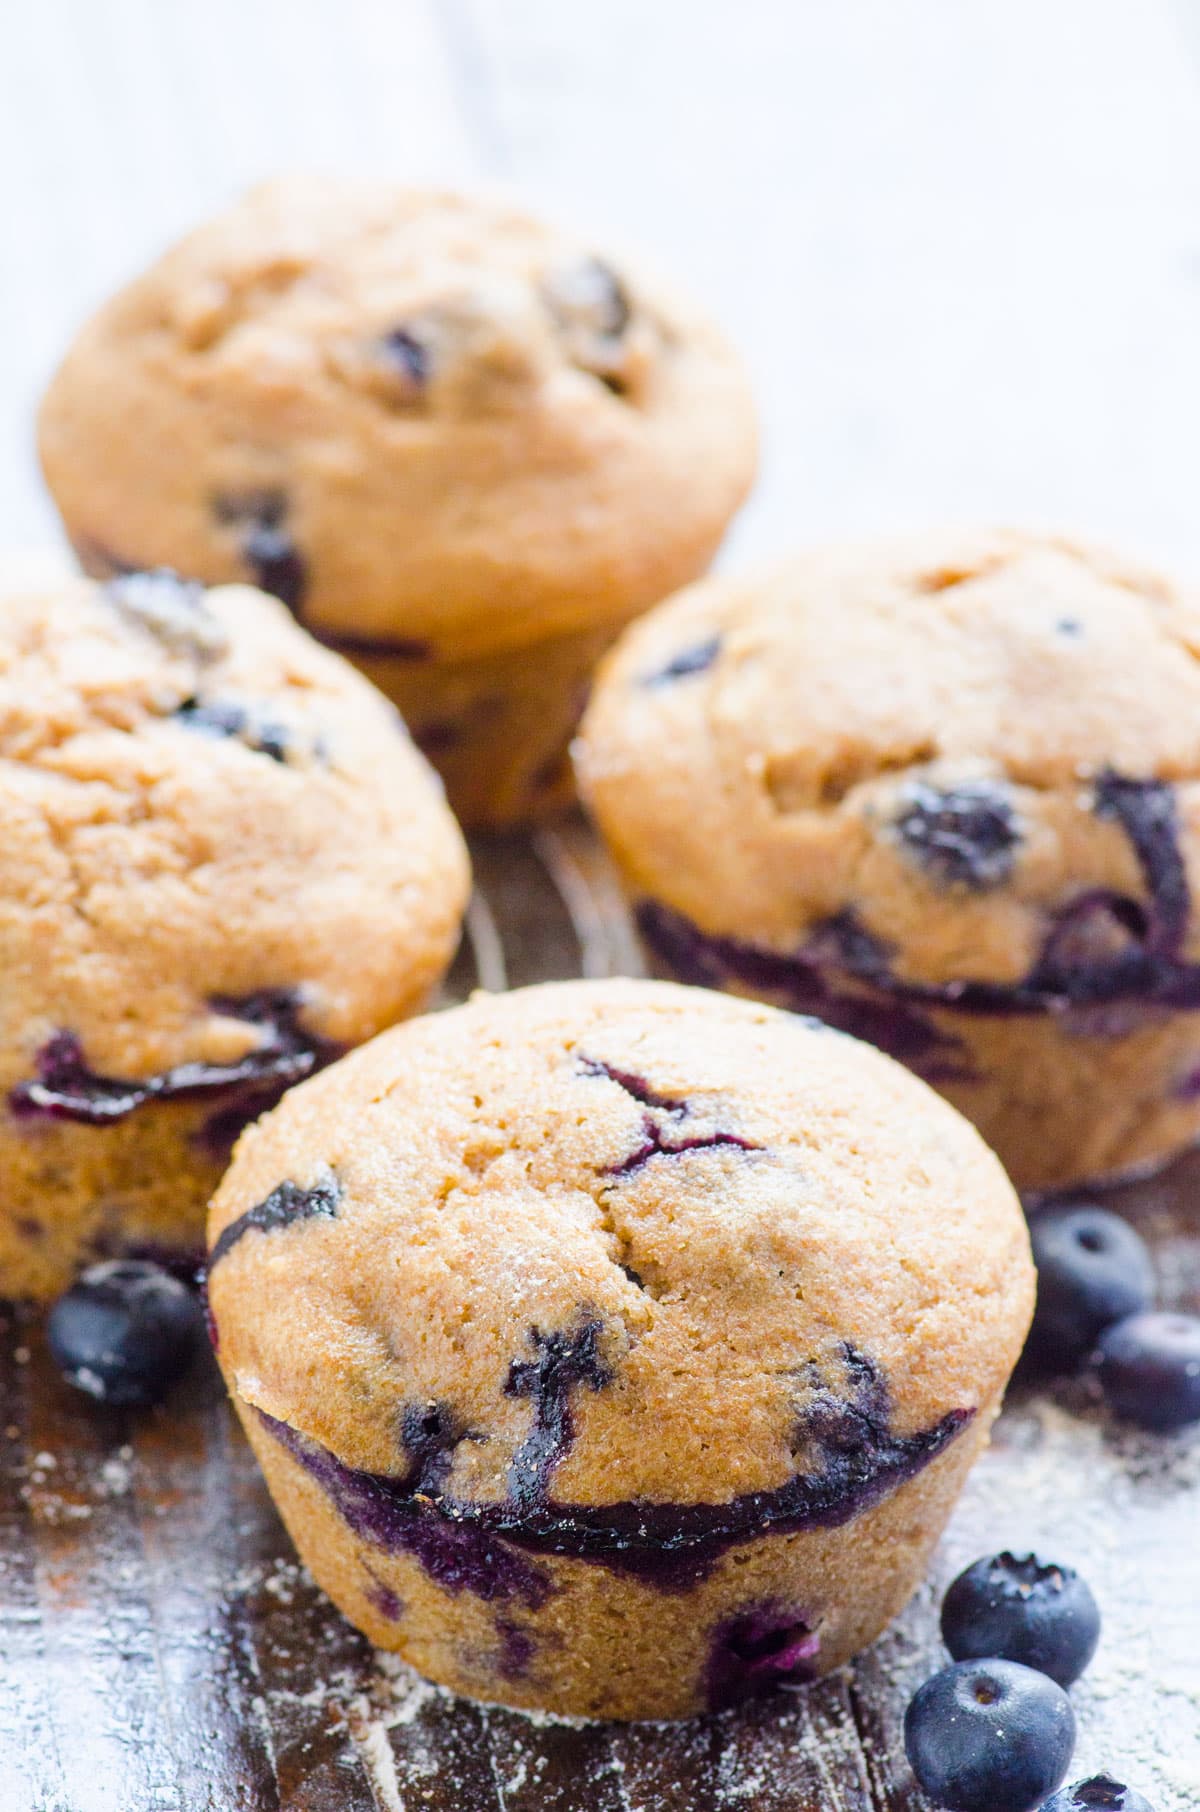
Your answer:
941;1552;1100;1686
904;1660;1075;1812
892;779;1020;890
47;1260;207;1408
1094;1311;1200;1431
1025;1206;1156;1372
1041;1776;1156;1811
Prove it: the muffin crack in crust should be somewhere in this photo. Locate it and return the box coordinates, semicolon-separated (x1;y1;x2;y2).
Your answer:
579;1054;762;1176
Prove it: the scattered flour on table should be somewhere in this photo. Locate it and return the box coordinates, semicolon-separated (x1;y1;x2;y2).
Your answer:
336;1392;1198;1809
857;1392;1200;1812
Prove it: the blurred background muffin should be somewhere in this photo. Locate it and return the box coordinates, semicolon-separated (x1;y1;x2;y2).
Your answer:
38;176;758;827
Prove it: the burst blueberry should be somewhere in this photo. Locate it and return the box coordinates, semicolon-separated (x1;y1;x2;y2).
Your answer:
381;326;430;392
941;1552;1100;1686
1025;1206;1155;1372
543;257;631;339
1094;1311;1200;1431
48;1260;206;1408
1041;1776;1156;1811
904;1659;1075;1812
892;779;1020;890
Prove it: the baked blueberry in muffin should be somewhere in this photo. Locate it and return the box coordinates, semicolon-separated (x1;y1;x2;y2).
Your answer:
38;176;758;827
575;531;1200;1189
0;565;468;1298
207;977;1032;1718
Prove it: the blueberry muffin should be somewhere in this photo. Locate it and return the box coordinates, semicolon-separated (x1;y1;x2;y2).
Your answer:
207;977;1032;1720
0;566;469;1299
575;530;1200;1192
38;177;758;828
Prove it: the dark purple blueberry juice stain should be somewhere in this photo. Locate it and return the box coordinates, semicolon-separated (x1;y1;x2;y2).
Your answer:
243;522;307;617
208;1171;342;1268
410;718;460;757
173;695;292;764
578;1056;687;1112
579;1056;761;1176
258;1334;971;1601
258;1410;554;1610
639;771;1200;1053
363;1571;405;1621
495;1619;537;1680
1093;771;1189;955
641;634;723;687
504;1321;613;1510
212;485;436;659
892;779;1019;891
635;900;972;1083
318;629;433;662
214;490;307;618
704;1607;820;1711
9;992;337;1138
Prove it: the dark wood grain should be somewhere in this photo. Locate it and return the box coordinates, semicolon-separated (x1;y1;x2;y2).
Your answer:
3;827;1198;1812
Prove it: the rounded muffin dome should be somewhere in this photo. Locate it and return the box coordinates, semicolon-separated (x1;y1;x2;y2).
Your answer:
38;177;757;665
0;566;469;1297
208;977;1032;1719
575;530;1200;1188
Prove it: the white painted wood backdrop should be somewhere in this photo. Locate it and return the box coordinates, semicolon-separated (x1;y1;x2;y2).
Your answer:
3;0;1200;578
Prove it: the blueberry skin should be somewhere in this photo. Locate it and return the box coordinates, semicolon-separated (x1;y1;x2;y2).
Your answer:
941;1552;1100;1686
1041;1774;1156;1811
1025;1207;1155;1373
904;1660;1075;1812
1094;1311;1200;1431
48;1260;206;1408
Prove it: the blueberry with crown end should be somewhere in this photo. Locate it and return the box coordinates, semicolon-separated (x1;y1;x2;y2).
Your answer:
1026;1206;1155;1373
941;1551;1100;1686
1042;1775;1156;1810
48;1260;206;1408
1094;1311;1200;1431
904;1659;1075;1812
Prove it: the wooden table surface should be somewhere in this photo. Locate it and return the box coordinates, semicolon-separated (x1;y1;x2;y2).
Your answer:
2;4;1200;1808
